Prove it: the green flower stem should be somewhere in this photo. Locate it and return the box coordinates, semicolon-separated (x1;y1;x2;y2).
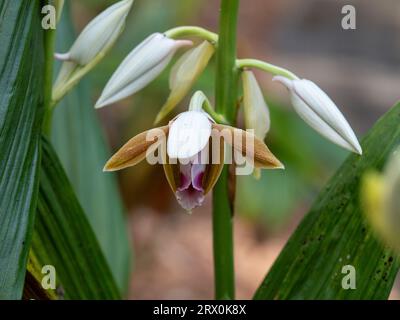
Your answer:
236;58;299;80
165;26;219;45
43;25;57;136
212;0;240;300
189;91;229;124
202;100;229;125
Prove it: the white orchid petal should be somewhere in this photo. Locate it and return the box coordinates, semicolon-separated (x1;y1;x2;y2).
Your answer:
167;111;212;160
242;71;270;139
68;0;133;65
95;33;192;108
273;76;362;155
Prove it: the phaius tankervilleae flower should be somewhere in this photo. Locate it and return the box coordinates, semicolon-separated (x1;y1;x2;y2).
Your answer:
55;0;133;65
154;41;215;124
362;149;400;253
95;33;193;109
273;76;362;155
104;110;283;211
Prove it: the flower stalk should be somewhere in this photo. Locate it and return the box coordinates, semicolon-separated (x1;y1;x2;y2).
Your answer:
212;0;240;300
236;58;299;80
165;26;219;45
188;91;228;125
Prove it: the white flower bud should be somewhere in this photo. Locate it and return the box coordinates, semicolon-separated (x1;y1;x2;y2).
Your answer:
95;33;192;109
273;76;362;155
242;71;270;140
55;0;133;65
154;41;215;124
242;71;271;179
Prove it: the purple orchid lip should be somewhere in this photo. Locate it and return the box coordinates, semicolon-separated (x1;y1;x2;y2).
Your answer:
176;162;206;211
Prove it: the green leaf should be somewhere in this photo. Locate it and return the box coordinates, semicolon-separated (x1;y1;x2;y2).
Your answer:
51;4;131;293
31;138;121;299
254;102;400;300
0;0;44;299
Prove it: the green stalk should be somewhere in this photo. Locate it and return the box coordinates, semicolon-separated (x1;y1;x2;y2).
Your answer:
212;0;240;300
236;58;299;80
165;26;219;44
42;25;56;136
188;91;229;124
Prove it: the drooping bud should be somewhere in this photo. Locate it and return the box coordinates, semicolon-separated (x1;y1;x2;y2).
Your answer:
52;0;133;101
242;71;270;140
154;41;215;124
95;33;192;109
55;0;133;66
362;149;400;253
273;76;362;155
242;71;271;178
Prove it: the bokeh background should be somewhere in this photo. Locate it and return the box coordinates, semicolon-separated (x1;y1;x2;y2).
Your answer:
68;0;400;299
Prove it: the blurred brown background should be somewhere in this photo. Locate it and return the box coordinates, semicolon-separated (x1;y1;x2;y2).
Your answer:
70;0;400;299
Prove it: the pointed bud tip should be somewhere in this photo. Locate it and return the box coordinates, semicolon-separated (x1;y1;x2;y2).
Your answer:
94;98;109;109
94;102;103;109
349;141;362;155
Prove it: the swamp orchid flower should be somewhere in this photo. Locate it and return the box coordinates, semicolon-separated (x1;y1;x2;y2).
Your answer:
104;110;283;211
273;76;362;155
